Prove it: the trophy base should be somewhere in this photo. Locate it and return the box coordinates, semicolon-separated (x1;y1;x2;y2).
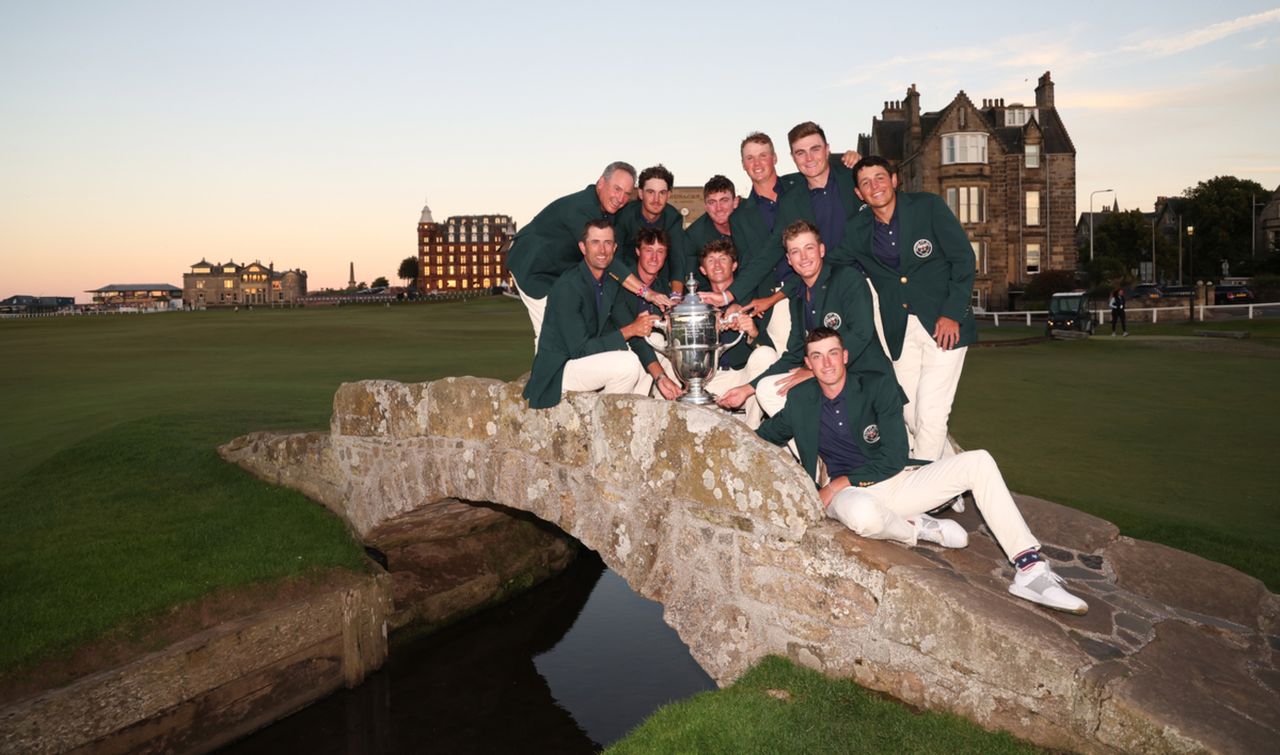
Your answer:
676;392;717;405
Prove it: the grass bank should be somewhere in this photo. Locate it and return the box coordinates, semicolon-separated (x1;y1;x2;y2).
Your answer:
0;298;532;674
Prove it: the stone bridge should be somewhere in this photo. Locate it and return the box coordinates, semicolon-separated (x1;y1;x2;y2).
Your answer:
219;377;1279;754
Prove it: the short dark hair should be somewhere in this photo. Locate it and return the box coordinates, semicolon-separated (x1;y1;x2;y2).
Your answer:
852;155;895;182
636;227;670;251
699;238;737;263
638;164;674;190
804;326;842;348
703;174;735;200
782;219;821;248
787;121;827;148
581;218;614;242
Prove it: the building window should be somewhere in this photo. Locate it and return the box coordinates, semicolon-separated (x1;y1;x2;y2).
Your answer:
970;240;987;274
1004;108;1038;127
223;280;234;289
945;186;985;223
1025;143;1040;168
941;133;987;165
196;280;205;289
1026;244;1041;275
193;266;210;274
1026;191;1040;226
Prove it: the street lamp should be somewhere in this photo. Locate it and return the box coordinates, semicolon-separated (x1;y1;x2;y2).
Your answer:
1187;225;1195;283
1089;188;1114;261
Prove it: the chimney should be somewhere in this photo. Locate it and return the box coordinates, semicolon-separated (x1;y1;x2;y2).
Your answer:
905;84;920;137
1035;71;1055;109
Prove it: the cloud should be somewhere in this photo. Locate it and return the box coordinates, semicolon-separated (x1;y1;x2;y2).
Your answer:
1121;8;1280;57
1060;63;1273;111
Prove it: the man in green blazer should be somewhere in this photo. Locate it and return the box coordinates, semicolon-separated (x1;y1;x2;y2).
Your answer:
683;175;738;291
508;162;670;350
828;156;976;461
715;220;891;418
612;164;690;292
756;327;1087;614
612;228;683;401
522;220;660;410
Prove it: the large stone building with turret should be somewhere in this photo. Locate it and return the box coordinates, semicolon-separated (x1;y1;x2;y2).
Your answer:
858;71;1077;309
183;260;307;308
416;201;515;294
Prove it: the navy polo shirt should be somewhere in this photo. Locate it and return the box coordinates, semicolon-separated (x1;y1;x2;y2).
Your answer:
818;392;867;478
802;280;821;332
873;209;900;269
809;173;845;249
581;265;605;317
750;182;781;233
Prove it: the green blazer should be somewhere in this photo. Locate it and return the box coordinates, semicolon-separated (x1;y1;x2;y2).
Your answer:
752;263;891;387
757;371;914;487
508;186;629;300
612;200;690;287
829;192;977;359
683;213;730;291
729;161;859;303
523;262;630;409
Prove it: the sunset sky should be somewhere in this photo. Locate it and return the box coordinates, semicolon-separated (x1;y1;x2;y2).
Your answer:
3;1;1278;301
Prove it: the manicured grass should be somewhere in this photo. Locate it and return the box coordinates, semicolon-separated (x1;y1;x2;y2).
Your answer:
608;655;1038;754
953;318;1280;589
0;299;533;673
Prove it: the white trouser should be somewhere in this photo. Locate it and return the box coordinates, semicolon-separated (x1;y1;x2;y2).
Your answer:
826;450;1039;562
705;345;777;428
765;296;792;352
894;314;967;461
755;372;790;418
514;279;548;352
561;351;648;397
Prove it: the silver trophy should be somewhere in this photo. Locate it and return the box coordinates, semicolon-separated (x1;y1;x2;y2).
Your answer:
661;275;743;405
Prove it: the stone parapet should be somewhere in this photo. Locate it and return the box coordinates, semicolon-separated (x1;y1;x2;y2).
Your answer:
220;377;1280;754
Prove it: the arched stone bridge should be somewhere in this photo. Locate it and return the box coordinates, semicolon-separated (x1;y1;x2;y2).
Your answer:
220;377;1279;754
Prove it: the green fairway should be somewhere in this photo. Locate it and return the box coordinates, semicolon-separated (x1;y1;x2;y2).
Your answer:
953;319;1280;588
0;298;533;673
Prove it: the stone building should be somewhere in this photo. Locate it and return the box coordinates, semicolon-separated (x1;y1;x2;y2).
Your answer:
183;260;307;308
87;284;183;310
416;202;515;293
858;71;1077;309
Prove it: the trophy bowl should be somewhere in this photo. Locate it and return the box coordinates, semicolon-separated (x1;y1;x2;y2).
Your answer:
663;276;742;404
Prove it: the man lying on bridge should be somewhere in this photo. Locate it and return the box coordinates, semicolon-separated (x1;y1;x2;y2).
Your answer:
755;327;1088;614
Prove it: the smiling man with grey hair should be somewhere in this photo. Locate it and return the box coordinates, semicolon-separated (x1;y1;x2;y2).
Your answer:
508;161;671;349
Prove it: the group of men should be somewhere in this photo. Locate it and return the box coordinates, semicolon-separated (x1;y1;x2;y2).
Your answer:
508;123;1088;615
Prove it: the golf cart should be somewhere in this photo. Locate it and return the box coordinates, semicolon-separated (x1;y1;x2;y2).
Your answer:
1045;291;1095;337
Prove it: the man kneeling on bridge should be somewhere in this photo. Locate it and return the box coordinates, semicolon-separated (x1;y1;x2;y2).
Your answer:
756;327;1088;614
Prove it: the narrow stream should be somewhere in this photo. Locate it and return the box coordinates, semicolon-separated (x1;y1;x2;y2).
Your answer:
221;551;715;753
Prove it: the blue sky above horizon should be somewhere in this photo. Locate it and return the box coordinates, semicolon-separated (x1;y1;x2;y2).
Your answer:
3;1;1278;299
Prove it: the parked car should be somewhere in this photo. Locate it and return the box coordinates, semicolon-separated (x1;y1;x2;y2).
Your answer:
1126;283;1163;301
1046;292;1095;335
1162;285;1194;298
1214;285;1255;305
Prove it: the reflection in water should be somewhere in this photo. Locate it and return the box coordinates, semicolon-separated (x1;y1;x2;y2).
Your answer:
222;551;715;753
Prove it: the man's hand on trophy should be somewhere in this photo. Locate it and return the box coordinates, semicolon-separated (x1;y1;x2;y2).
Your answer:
622;311;661;340
724;311;758;339
776;367;813;395
716;384;754;409
655;374;684;401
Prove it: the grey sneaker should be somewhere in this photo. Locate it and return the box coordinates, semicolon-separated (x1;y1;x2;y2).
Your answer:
914;513;968;548
1009;562;1088;614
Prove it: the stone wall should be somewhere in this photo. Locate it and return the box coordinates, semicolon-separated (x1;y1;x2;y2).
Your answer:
0;573;390;755
219;377;1280;754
